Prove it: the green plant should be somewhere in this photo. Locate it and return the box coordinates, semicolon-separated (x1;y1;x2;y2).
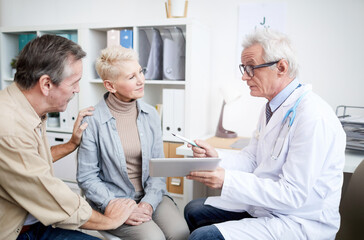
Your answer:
10;57;18;69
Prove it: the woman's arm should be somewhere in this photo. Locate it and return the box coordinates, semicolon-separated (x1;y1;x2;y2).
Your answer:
77;116;116;212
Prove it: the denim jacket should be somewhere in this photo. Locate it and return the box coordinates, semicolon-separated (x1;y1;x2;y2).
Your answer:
77;92;167;212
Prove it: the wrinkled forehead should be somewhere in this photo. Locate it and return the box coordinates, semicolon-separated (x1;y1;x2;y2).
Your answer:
241;44;264;64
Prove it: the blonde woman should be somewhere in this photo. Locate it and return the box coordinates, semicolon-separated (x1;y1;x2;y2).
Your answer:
77;46;189;240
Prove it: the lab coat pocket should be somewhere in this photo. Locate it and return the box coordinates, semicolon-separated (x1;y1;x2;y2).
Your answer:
271;137;285;160
271;124;290;161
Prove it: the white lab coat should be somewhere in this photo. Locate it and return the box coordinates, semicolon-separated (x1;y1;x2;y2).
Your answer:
205;84;346;240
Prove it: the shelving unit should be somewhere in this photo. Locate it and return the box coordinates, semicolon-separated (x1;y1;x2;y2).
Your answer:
0;19;211;210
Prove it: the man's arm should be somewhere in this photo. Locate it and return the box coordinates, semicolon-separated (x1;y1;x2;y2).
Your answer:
51;107;94;162
81;198;137;230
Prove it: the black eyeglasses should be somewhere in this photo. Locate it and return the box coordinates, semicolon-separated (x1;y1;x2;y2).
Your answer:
239;61;279;77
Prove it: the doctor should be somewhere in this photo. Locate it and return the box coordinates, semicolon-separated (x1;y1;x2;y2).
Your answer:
184;29;346;240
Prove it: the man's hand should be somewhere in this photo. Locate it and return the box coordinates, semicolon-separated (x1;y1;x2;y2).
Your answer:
69;106;94;148
187;140;218;158
187;167;225;189
82;198;137;230
51;107;94;162
125;202;153;226
104;198;137;229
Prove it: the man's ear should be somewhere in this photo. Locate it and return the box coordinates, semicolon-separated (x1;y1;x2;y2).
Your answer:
103;80;116;93
277;59;289;76
38;75;52;96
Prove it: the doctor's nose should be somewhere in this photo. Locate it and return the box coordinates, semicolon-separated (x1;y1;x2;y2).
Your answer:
242;73;251;82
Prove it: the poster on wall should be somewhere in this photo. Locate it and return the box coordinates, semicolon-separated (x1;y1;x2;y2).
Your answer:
237;3;287;74
226;3;287;137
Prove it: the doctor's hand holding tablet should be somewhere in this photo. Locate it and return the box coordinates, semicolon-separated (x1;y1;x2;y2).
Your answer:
149;133;222;179
186;139;225;189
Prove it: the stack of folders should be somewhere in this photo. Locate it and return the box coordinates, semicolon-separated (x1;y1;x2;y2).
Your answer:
18;33;37;52
162;89;185;141
337;106;364;151
55;33;78;43
107;29;133;49
341;118;364;151
20;33;78;54
138;27;185;80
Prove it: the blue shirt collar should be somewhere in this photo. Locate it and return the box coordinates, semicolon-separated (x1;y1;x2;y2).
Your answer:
269;78;300;112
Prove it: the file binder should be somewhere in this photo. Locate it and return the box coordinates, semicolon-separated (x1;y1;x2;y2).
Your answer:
107;29;133;48
120;29;133;48
18;33;37;52
107;29;120;47
60;95;79;132
162;89;185;141
138;28;163;80
162;27;185;80
55;33;78;43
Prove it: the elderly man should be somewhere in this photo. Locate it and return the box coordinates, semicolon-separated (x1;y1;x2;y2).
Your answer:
0;34;136;240
184;29;346;240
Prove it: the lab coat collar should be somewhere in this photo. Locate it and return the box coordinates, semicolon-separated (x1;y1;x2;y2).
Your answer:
281;84;312;107
263;84;312;136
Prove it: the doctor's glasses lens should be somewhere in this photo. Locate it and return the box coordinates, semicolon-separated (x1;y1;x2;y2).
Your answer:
239;64;254;77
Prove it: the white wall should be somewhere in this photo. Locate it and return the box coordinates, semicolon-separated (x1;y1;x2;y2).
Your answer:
1;0;363;137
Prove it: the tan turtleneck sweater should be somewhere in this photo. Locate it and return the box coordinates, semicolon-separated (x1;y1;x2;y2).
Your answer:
106;93;143;192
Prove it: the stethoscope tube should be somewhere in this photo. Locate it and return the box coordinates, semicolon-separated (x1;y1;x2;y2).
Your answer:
271;91;310;160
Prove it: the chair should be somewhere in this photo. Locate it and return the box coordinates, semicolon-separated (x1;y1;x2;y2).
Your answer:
98;230;122;240
336;159;364;239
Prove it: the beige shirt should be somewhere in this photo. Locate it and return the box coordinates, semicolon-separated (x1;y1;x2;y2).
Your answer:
0;83;92;240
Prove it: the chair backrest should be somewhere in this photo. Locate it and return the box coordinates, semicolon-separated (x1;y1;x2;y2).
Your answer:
336;159;364;239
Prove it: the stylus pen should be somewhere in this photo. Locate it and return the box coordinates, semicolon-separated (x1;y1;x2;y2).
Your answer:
171;133;201;148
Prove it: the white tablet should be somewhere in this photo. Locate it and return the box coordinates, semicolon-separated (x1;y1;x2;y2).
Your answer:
149;157;221;177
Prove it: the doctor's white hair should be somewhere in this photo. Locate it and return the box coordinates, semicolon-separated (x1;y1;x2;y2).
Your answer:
242;29;299;78
96;45;139;81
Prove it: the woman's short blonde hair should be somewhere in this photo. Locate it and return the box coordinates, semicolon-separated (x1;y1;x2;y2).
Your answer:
95;45;139;81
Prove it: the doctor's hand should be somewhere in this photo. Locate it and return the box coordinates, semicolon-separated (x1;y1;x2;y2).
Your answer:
125;201;153;226
187;140;218;158
187;167;225;189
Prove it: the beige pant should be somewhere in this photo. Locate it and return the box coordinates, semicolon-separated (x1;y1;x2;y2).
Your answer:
108;196;189;240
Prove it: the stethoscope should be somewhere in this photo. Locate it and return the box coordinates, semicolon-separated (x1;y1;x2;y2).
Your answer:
254;91;310;160
270;91;310;160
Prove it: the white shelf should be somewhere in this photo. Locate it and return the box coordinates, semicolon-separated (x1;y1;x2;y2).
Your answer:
90;78;186;85
146;80;185;85
46;127;73;134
